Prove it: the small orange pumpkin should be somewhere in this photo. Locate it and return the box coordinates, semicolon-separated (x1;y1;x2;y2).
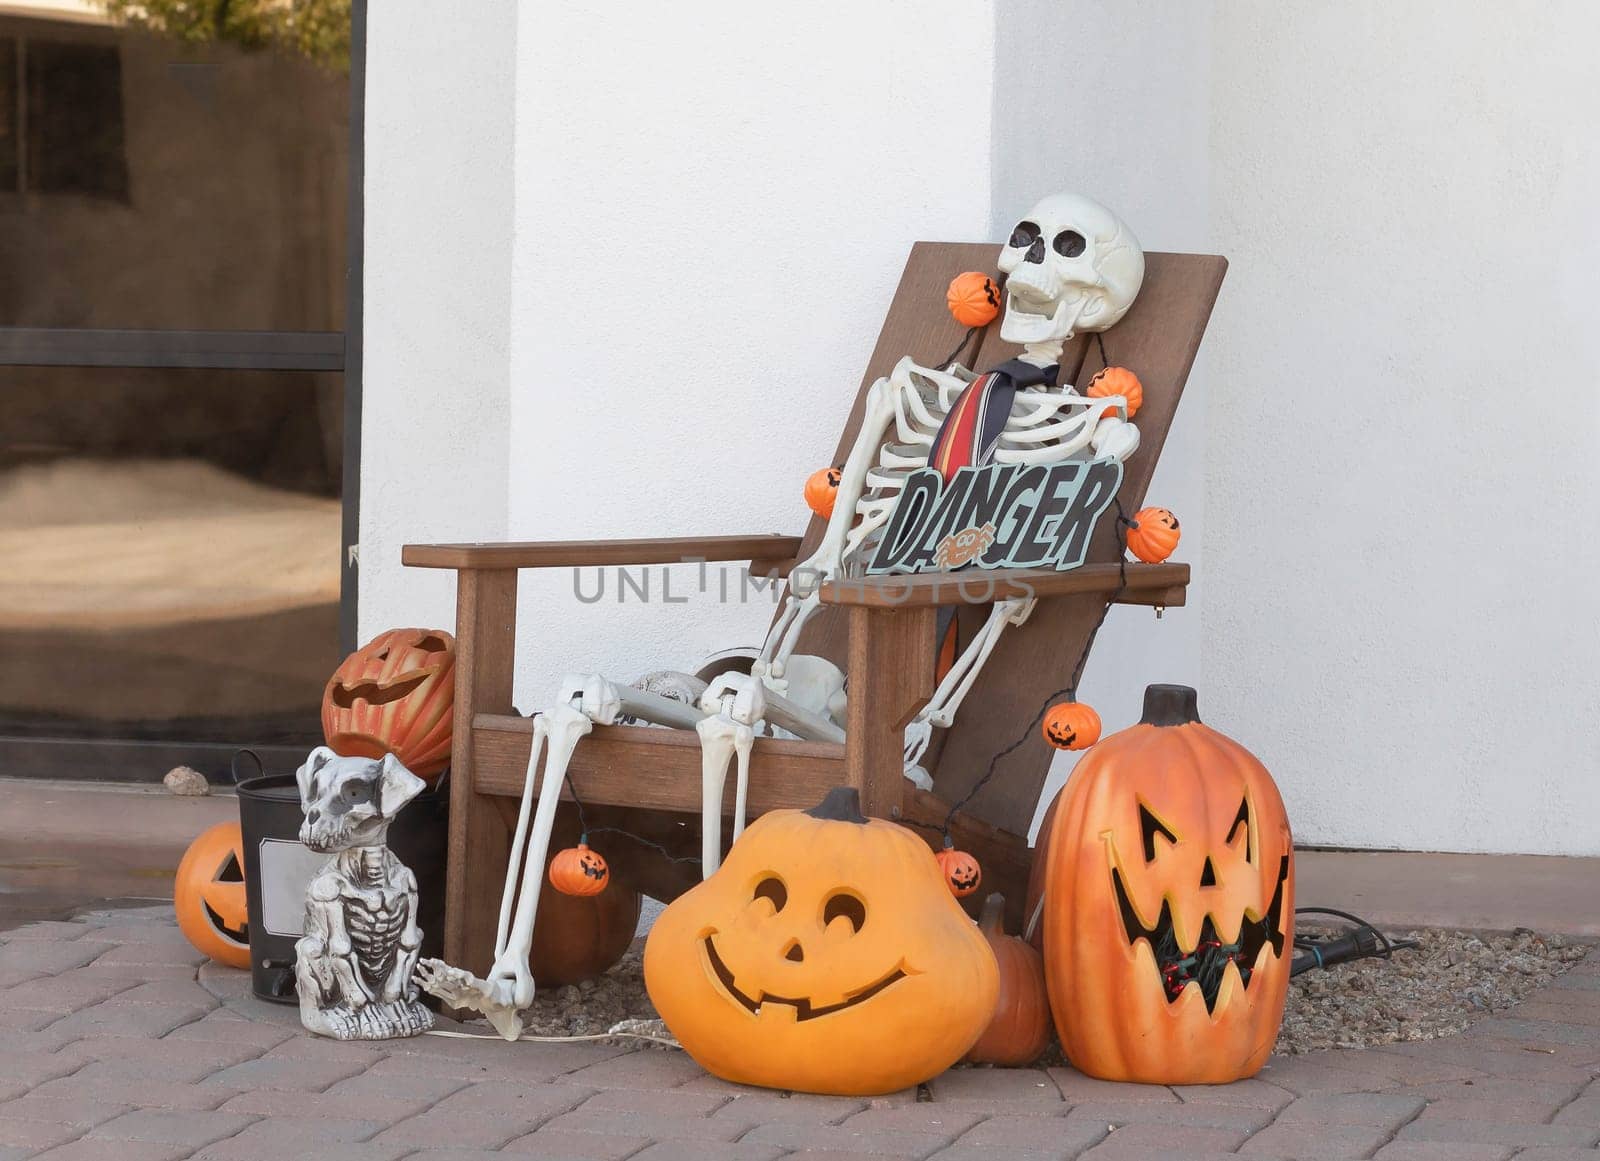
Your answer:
550;840;609;897
936;841;982;898
1085;365;1143;418
322;628;456;781
805;466;843;519
946;271;1002;328
174;821;251;969
1042;702;1101;751
966;893;1052;1066
1126;507;1181;564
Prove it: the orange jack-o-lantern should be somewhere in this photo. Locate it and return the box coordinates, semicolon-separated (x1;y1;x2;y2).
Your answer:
1042;701;1101;751
946;271;1002;328
643;787;999;1095
935;842;982;898
1043;684;1294;1084
550;841;609;897
322;628;456;781
174;821;250;969
1126;507;1180;564
1085;365;1144;418
805;467;843;519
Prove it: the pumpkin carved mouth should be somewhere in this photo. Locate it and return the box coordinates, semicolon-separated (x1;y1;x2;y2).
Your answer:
702;936;907;1020
1111;854;1289;1014
328;673;429;709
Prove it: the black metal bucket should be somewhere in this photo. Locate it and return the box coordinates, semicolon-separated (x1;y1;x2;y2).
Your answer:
236;767;448;1003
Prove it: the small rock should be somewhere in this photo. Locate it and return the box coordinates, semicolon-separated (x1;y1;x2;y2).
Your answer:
163;766;210;796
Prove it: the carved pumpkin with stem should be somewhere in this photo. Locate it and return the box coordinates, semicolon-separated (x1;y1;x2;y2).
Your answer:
1043;684;1294;1084
644;786;998;1095
322;628;456;781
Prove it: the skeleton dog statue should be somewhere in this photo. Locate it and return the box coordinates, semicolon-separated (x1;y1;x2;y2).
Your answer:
415;192;1145;1039
295;747;433;1041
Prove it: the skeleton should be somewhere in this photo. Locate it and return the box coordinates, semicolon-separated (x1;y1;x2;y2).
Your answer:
415;192;1146;1040
294;748;433;1040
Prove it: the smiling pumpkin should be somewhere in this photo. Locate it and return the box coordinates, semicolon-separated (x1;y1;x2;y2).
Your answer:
644;787;998;1095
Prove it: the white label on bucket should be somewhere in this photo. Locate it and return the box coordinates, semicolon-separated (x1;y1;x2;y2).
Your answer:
258;838;331;938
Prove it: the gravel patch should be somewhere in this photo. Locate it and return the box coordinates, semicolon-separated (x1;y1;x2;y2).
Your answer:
495;928;1592;1058
1277;927;1591;1054
518;940;657;1037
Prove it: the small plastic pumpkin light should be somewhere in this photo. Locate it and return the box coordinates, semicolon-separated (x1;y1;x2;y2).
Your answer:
1042;701;1101;751
550;839;609;897
1085;365;1143;418
936;840;982;898
174;821;251;969
643;786;999;1095
966;893;1052;1066
1126;507;1181;564
946;271;1002;328
804;466;843;519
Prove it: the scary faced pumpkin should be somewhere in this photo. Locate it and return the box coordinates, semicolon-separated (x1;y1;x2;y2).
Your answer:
322;629;456;781
643;787;998;1096
174;821;251;969
1043;684;1294;1085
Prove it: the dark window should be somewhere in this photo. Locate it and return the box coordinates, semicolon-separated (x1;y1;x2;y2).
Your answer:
25;39;129;200
0;39;17;192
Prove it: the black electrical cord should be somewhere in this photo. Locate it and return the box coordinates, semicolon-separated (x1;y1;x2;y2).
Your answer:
1291;906;1419;977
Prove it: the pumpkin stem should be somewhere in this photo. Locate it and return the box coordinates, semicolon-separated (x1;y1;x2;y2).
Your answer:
1140;683;1201;727
805;786;868;824
978;892;1006;934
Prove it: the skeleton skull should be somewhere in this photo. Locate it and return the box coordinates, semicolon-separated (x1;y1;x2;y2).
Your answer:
997;193;1145;351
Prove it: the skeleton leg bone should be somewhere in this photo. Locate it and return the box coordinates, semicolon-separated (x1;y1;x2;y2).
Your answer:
415;675;613;1040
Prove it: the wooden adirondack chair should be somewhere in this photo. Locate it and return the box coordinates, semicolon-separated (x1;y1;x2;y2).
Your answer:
404;241;1226;981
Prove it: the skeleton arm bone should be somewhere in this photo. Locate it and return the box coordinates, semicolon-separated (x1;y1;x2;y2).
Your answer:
903;598;1035;769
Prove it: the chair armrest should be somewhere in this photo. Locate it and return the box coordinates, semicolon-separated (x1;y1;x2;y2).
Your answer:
817;561;1189;608
402;534;804;571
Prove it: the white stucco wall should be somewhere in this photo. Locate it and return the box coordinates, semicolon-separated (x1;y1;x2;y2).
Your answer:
1203;1;1600;854
501;0;995;709
359;0;518;635
361;1;1600;855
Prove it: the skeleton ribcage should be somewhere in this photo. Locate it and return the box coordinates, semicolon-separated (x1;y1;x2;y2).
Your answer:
346;893;405;990
837;360;1118;572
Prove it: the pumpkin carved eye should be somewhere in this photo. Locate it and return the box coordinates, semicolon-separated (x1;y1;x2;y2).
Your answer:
1228;798;1252;863
823;893;865;934
1138;804;1177;862
753;877;787;913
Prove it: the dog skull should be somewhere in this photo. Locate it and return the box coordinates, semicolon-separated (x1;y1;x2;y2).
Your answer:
997;193;1145;354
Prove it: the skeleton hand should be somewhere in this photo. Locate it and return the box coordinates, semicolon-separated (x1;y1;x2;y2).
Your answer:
563;672;622;724
1091;415;1140;463
699;671;767;726
414;959;525;1041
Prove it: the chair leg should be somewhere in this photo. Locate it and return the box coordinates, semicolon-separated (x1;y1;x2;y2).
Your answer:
845;605;936;820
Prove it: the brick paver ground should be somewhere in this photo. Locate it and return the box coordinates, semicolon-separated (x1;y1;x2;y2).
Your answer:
1;907;1597;1160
